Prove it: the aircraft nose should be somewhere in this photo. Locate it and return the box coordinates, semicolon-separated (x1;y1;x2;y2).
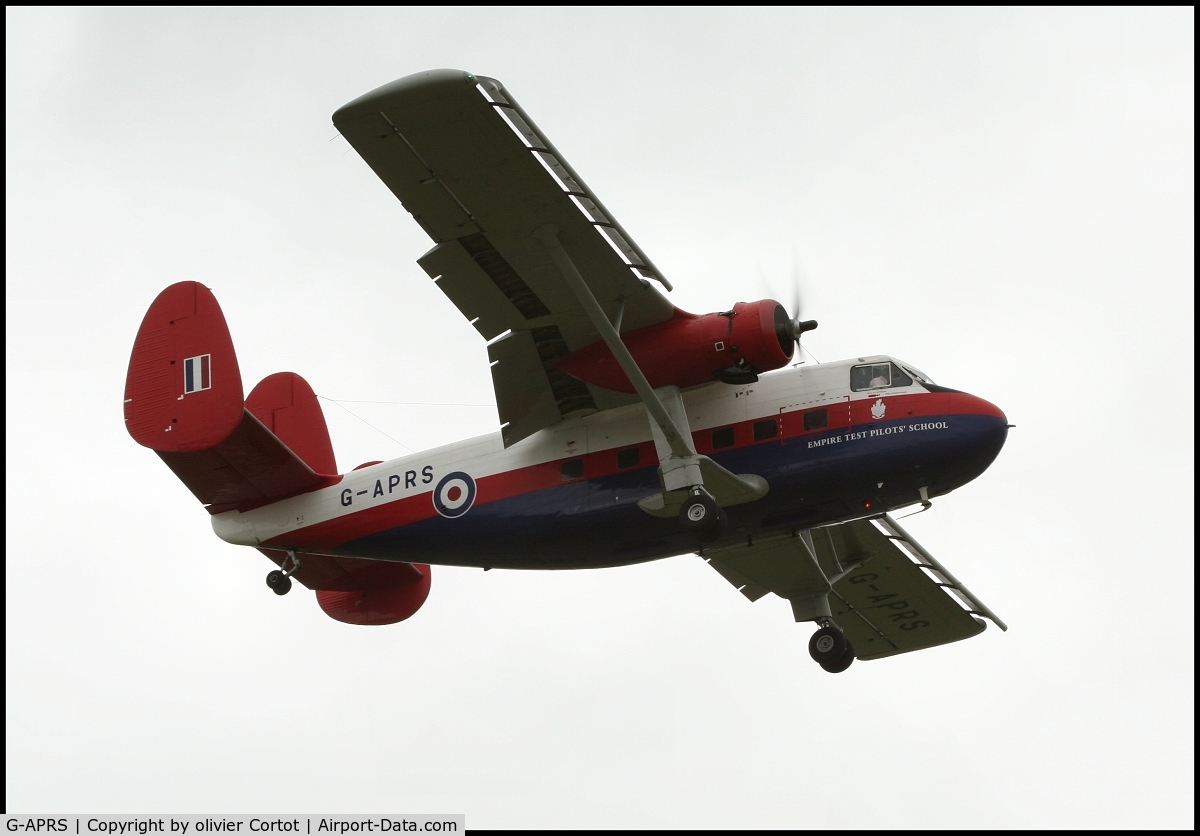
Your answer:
944;391;1008;478
950;391;1007;422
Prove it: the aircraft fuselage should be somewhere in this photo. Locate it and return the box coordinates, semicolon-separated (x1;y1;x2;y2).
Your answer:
212;356;1007;570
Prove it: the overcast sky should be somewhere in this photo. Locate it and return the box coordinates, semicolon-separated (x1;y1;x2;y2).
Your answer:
6;7;1193;828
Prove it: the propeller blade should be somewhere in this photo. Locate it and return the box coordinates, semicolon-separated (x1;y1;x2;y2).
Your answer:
787;249;818;354
790;249;803;321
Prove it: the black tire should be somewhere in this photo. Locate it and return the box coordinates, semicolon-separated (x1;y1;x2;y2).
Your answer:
266;570;291;595
696;508;728;544
820;639;856;674
679;493;720;532
808;625;847;664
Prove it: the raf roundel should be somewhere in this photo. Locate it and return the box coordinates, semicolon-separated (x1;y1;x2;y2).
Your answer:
433;471;477;518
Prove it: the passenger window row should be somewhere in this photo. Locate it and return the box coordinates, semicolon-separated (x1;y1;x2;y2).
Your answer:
561;409;829;480
711;419;777;450
561;445;642;481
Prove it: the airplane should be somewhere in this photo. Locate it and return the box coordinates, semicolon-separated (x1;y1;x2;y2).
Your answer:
123;69;1010;673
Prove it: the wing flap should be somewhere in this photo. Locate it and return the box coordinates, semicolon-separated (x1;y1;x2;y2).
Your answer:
703;533;829;602
704;557;771;602
487;330;563;446
417;239;531;341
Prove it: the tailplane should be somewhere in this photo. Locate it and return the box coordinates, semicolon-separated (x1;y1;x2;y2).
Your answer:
246;372;338;475
124;282;339;513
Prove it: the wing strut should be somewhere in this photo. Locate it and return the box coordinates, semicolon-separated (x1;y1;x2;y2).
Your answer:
533;225;696;466
534;223;767;507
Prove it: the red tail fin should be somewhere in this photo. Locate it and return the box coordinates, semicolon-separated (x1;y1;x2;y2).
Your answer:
246;372;338;475
124;281;243;452
125;282;339;513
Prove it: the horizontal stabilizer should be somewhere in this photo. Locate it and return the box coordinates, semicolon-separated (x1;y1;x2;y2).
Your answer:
258;548;424;592
126;283;339;513
259;550;431;626
159;410;339;513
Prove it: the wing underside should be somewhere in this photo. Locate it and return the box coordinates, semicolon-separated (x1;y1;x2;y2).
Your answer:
703;515;1003;660
334;70;677;445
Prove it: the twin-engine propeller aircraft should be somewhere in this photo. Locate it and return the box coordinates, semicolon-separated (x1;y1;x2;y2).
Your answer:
125;70;1010;673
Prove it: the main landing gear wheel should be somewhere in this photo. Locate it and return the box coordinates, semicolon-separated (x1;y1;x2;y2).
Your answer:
266;570;292;596
821;640;856;674
266;551;302;596
809;624;855;673
680;491;726;542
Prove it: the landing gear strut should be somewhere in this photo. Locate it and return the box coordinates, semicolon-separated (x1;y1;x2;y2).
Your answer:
809;622;855;673
266;550;302;596
679;489;727;543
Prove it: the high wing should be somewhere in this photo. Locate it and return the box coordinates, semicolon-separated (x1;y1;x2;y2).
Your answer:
334;69;676;446
703;514;1006;660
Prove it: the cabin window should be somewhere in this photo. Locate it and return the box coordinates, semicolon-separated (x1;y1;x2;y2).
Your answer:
753;419;778;441
803;408;828;431
561;458;584;480
616;446;640;470
711;426;735;450
851;362;914;392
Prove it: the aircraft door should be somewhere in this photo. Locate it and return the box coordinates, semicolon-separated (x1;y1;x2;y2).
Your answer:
780;395;850;438
549;424;591;516
830;394;851;434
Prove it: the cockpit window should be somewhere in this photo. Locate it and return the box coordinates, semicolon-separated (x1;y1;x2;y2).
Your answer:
851;363;890;391
851;362;913;392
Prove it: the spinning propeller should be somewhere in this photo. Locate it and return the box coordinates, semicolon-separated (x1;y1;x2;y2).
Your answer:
786;275;819;356
766;255;819;362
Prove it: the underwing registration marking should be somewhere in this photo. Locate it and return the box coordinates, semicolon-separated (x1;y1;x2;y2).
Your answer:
846;571;930;630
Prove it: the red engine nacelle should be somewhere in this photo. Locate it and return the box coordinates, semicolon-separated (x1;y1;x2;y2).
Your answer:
557;300;795;393
316;564;431;626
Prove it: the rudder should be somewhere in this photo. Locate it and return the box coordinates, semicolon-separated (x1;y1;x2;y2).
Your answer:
124;281;244;452
246;372;337;475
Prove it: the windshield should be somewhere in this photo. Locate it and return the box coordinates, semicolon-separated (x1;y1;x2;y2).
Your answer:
897;363;934;385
